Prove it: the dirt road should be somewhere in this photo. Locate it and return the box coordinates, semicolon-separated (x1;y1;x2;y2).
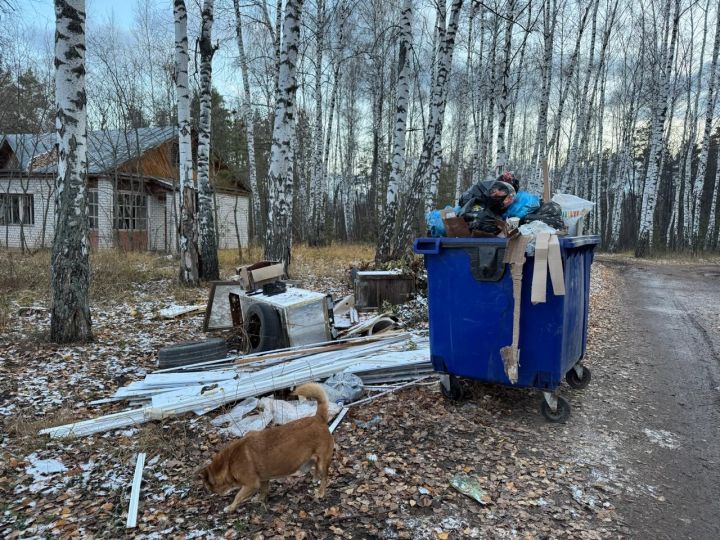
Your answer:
594;259;720;539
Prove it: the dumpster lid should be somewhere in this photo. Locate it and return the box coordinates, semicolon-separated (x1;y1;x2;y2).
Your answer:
415;236;600;249
559;235;601;248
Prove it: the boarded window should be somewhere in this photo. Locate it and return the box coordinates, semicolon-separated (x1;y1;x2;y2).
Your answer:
88;190;99;229
0;193;34;225
114;192;147;230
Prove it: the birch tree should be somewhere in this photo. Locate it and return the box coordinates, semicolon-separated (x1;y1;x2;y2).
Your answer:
308;0;325;246
264;0;305;268
174;0;199;284
375;0;412;263
691;8;720;246
197;0;219;280
233;0;261;240
530;0;557;192
495;0;516;174
389;0;462;258
51;0;92;343
636;0;680;257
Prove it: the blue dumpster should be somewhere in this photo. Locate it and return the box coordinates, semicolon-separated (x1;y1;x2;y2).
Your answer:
413;235;600;421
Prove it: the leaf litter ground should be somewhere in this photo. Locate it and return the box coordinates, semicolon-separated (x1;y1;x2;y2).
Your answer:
1;264;635;539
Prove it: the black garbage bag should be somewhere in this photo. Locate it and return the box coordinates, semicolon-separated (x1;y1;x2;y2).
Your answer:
458;180;492;208
523;201;565;230
462;205;503;235
458;180;516;214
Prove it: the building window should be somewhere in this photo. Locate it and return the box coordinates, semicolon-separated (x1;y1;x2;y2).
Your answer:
0;193;34;225
88;190;99;229
114;191;147;230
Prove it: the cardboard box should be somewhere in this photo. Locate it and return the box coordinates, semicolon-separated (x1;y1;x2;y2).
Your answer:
441;210;471;237
236;261;285;291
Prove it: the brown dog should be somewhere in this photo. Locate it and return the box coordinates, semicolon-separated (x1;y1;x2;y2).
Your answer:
198;383;335;513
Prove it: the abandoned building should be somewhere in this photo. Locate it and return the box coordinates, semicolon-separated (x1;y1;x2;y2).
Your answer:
0;127;250;252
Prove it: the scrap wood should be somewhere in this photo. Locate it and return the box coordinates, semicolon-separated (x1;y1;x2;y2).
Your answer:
156;304;205;320
548;234;566;296
328;407;349;433
153;332;406;374
40;334;430;439
531;233;550;304
126;452;146;529
500;235;529;385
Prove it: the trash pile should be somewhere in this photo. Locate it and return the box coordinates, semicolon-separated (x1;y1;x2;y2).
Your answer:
425;171;595;247
39;332;433;440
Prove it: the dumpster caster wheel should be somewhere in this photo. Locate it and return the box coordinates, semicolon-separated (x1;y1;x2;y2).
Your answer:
541;396;571;423
441;376;463;401
566;365;591;389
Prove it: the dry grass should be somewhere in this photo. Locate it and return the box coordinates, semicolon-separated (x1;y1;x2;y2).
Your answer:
4;406;77;456
218;243;376;281
0;243;376;310
0;249;177;304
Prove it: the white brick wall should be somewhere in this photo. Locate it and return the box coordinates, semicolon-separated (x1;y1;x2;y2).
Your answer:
215;193;249;250
148;194;168;251
0;177;56;249
1;177;249;253
96;177;114;248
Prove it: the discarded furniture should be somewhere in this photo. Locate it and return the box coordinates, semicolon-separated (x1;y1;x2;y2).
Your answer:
239;287;332;352
205;283;333;353
236;261;284;291
414;235;600;422
354;270;415;311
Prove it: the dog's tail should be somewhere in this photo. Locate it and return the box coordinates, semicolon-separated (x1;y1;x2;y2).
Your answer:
294;383;329;423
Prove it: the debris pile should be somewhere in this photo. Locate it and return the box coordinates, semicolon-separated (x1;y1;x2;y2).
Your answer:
40;332;433;439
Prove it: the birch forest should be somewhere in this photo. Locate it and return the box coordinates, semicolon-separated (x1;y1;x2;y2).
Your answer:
2;0;720;259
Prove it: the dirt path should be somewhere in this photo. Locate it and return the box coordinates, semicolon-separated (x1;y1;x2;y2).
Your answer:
594;260;720;540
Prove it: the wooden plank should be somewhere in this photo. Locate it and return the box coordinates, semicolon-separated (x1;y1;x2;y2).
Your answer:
531;233;550;304
548;234;566;296
126;452;146;529
328;407;349;433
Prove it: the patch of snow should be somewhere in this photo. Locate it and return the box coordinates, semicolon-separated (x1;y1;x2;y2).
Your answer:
21;453;68;494
643;428;680;449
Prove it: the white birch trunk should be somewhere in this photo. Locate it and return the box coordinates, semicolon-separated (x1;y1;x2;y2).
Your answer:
691;10;720;245
51;0;92;343
264;0;304;268
197;0;219;281
495;0;515;174
174;0;199;285
453;1;477;202
547;4;592;168
309;0;325;246
376;0;412;263
704;143;720;249
482;18;499;178
424;0;464;214
562;0;599;193
637;0;680;256
530;0;556;193
395;0;463;257
233;0;261;240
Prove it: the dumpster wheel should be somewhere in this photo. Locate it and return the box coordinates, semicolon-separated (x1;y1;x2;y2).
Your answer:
440;375;464;401
540;395;570;422
566;364;592;389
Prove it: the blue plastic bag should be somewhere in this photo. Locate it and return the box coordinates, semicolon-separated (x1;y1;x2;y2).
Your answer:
425;206;460;237
505;191;541;219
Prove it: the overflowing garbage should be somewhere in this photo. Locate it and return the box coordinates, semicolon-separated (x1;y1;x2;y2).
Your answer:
425;170;595;248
